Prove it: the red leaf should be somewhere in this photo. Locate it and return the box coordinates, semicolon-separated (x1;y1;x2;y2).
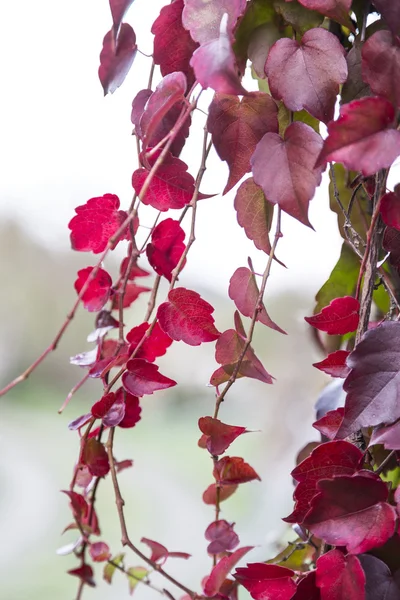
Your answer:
203;483;238;505
229;266;285;334
146;219;186;281
305;297;360;335
141;537;191;564
109;0;135;37
213;456;260;485
182;0;247;45
111;282;150;310
115;459;134;472
337;321;400;438
122;358;176;396
204;546;253;597
157;288;220;346
304;472;397;554
369;420;400;450
132;152;198;211
90;541;111;562
120;257;150;280
199;417;249;455
190;15;247;95
91;392;116;419
83;438;110;477
99;23;137;95
265;29;347;123
251;122;324;227
316;550;365;600
102;392;126;427
313;351;351;378
313;408;345;440
380;185;400;230
207;93;278;194
68;564;95;587
131;89;152;137
74;267;112;312
359;554;400;600
127;321;173;362
152;0;198;89
234;178;274;255
140;72;187;153
316;97;400;177
62;490;88;521
117;389;141;428
297;0;352;29
372;0;400;36
362;30;400;108
292;572;320;600
234;563;296;600
205;520;239;555
284;440;363;524
68;193;128;254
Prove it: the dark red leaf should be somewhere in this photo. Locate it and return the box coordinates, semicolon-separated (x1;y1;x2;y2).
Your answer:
127;321;173;362
109;0;135;37
316;550;365;600
83;438;110;477
91;392;116;419
213;456;260;485
383;225;400;268
292;571;320;600
120;257;150;280
141;537;191;564
204;546;253;597
205;520;239;555
304;472;397;554
305;297;360;335
152;0;198;89
229;266;285;334
157;288;220;346
202;483;238;505
372;0;400;36
297;0;352;29
68;193;128;254
111;282;150;310
68;564;95;587
265;28;347;123
90;541;111;562
284;440;363;524
207;93;278;194
337;321;400;438
234;178;274;255
74;267;112;312
313;408;345;440
199;417;249;455
380;185;400;230
117;389;141;428
362;30;400;107
369;420;400;450
122;358;176;396
102;392;125;427
131;89;152;137
62;490;88;521
313;351;351;378
182;0;247;45
359;554;400;600
316;97;400;177
251;122;324;227
99;23;137;95
146;218;186;281
234;563;296;600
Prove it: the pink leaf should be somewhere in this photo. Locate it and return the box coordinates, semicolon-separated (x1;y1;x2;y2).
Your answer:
205;520;239;555
157;288;220;346
131;89;152;137
313;351;351;378
90;541;111;562
305;296;360;335
369;420;400;450
207;93;278;194
68;193;128;253
251;122;324;227
234;178;274;255
126;321;173;362
316;550;365;600
83;438;110;477
234;563;296;600
141;537;191;564
74;267;112;312
68;413;93;431
102;392;126;427
109;0;135;37
362;30;400;108
182;0;247;45
213;456;260;485
297;0;352;29
203;483;238;505
265;28;347;123
146;219;186;281
98;23;137;95
313;408;345;440
91;392;116;419
199;417;249;455
380;185;400;230
122;358;176;397
62;490;88;521
372;0;400;36
204;546;253;597
316;97;400;177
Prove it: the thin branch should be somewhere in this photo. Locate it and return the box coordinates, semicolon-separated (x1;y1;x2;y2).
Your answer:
375;450;396;475
59;372;90;414
107;559;165;595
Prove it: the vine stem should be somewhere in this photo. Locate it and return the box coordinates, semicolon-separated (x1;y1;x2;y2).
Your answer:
107;559;166;596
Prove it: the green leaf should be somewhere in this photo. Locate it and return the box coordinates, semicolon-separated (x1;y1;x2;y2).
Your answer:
234;0;277;63
277;103;320;135
315;243;359;313
103;553;125;584
273;0;323;33
127;566;149;595
266;540;315;572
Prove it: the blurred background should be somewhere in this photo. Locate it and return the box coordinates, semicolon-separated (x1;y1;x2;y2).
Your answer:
0;1;349;599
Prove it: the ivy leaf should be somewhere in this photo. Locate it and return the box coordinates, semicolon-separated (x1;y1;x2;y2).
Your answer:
69;193;128;253
199;417;249;455
292;571;320;599
157;288;220;346
213;456;260;485
297;0;353;29
67;564;95;587
251;122;324;227
234;178;274;255
111;282;150;310
91;392;116;419
313;408;345;440
122;359;176;397
370;420;400;450
316;550;365;600
315;243;360;313
146;219;186;281
234;563;296;600
205;520;239;555
202;483;238;505
126;322;173;363
74;267;112;312
265;28;347;123
131;89;152;137
359;554;400;600
152;0;198;89
127;566;148;594
304;296;360;335
118;390;141;429
380;185;400;230
98;23;137;95
109;0;135;38
342;43;372;104
140;537;191;564
204;546;254;597
372;0;400;36
62;490;88;521
104;553;125;584
248;22;281;79
316;97;400;177
337;321;400;438
362;30;400;108
304;472;397;554
102;392;126;427
313;351;351;378
83;438;110;477
273;0;323;34
207;93;278;194
89;541;111;562
182;0;247;45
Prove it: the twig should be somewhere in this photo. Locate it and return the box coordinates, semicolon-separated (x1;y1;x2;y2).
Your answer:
107;559;165;595
375;449;396;475
59;372;90;414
